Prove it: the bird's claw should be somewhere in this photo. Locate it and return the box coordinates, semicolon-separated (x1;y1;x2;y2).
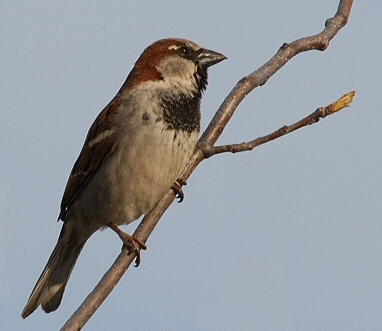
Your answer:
172;179;187;203
107;222;147;267
122;236;147;267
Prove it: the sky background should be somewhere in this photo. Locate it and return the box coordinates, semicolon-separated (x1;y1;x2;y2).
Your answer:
1;1;381;330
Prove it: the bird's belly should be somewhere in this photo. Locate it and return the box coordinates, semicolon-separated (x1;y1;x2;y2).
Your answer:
81;126;198;227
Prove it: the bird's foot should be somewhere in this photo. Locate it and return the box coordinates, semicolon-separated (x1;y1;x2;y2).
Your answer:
172;178;187;203
107;222;147;267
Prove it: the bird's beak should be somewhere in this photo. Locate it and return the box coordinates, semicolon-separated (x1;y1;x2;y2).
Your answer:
196;48;227;67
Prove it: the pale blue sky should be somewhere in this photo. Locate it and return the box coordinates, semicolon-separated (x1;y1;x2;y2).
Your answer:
2;1;382;330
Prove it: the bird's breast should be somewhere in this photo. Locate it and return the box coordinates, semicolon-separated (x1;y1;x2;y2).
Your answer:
102;116;199;225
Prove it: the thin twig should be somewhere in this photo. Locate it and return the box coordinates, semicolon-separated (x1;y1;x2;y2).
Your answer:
61;1;354;330
201;91;356;158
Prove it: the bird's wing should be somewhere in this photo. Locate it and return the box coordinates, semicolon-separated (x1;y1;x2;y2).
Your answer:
59;99;120;220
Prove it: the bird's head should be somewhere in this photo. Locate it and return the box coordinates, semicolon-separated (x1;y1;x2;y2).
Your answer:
123;38;226;94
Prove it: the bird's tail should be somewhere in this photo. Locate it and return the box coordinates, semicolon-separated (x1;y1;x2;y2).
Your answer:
22;222;89;318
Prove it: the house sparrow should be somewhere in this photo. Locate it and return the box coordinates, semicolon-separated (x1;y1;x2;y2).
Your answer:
21;38;226;318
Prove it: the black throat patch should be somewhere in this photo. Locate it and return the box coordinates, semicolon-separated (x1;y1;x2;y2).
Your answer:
160;67;208;133
161;93;201;133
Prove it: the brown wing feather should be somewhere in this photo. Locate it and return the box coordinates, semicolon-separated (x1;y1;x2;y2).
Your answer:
59;99;120;220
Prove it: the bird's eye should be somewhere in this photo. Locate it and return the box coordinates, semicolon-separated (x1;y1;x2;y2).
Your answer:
179;45;192;57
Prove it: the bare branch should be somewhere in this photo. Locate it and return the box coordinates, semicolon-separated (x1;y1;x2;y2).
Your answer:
201;91;356;158
198;0;353;149
61;1;354;330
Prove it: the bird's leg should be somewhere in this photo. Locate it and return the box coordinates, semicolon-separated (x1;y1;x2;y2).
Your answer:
107;222;147;267
172;178;187;203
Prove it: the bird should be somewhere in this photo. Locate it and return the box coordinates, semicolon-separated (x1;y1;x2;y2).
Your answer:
21;38;226;318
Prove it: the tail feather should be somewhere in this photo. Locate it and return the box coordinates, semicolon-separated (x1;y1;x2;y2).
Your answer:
22;223;88;318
